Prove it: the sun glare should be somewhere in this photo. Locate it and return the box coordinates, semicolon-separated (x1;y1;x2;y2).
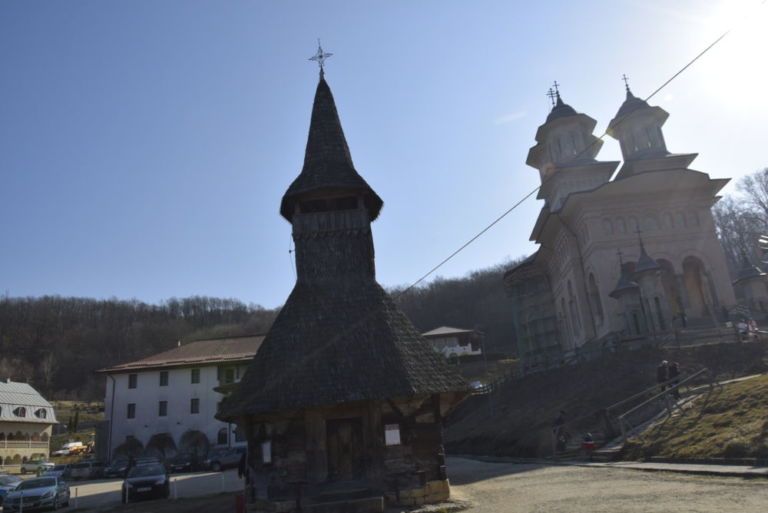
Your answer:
698;0;768;110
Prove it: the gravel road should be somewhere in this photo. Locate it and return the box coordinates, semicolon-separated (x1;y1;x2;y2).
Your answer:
446;457;768;513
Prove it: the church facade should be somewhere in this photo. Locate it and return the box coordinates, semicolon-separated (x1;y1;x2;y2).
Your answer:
505;86;737;373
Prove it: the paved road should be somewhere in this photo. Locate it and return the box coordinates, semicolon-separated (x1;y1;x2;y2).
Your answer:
0;470;243;511
447;457;768;513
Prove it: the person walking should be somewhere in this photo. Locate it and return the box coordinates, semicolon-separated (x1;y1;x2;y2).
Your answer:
668;361;680;399
657;360;669;393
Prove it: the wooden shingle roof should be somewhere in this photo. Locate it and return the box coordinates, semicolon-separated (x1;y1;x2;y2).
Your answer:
280;78;383;222
218;283;467;419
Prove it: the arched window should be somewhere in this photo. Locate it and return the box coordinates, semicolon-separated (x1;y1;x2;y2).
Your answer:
628;216;639;233
616;217;626;234
34;409;47;419
588;274;605;325
689;211;700;227
12;407;26;418
664;212;674;229
602;219;613;235
676;211;687;228
567;281;581;334
217;427;228;445
644;216;658;231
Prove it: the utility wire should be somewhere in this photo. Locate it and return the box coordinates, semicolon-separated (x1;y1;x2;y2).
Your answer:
395;0;766;300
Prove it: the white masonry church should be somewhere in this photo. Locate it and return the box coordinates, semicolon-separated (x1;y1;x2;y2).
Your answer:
504;83;763;374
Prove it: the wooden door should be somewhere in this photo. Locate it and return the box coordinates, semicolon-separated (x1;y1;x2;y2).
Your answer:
326;417;364;481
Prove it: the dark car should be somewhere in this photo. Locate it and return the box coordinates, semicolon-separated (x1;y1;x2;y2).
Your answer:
42;464;72;480
121;463;169;503
166;452;199;473
2;476;70;512
69;460;105;480
0;474;22;506
103;459;129;478
203;446;246;472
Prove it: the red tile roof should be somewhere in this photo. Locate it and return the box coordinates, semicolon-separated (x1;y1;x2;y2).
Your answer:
98;335;264;373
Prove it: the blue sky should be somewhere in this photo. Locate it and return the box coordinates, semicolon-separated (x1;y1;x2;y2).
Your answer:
1;1;766;308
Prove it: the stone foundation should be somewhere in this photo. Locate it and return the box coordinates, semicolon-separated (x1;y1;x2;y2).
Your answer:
385;479;451;507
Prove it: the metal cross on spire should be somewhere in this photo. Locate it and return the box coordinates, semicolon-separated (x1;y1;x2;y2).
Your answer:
546;87;557;106
552;80;561;98
621;73;631;92
309;39;333;78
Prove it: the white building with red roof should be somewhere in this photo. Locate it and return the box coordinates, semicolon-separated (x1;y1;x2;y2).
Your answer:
97;335;263;461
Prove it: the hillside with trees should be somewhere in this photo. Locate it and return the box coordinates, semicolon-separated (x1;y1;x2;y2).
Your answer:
0;295;278;399
0;258;522;400
391;258;523;356
713;167;768;272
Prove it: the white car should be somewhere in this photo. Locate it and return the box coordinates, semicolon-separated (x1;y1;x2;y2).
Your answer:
2;476;70;512
20;460;54;474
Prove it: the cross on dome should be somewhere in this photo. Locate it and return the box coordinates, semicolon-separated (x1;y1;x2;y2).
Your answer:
546;87;557;106
621;73;631;92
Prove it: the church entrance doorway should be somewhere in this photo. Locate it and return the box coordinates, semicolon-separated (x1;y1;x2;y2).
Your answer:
326;417;364;482
683;256;710;318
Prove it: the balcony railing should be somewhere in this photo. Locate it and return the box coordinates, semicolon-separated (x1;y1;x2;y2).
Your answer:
0;440;50;449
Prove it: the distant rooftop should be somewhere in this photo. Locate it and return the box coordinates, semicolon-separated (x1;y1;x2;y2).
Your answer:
0;380;57;424
422;326;476;338
98;335;265;373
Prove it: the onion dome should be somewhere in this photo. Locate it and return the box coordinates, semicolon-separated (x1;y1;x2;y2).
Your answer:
546;93;578;123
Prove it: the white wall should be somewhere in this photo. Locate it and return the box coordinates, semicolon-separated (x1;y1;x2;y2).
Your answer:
104;363;247;459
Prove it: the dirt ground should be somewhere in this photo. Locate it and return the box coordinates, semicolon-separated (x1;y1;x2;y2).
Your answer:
82;457;768;513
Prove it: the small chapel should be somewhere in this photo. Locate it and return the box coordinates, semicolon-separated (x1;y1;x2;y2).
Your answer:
217;62;467;512
505;83;742;374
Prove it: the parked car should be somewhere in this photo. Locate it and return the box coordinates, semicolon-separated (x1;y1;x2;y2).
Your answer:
121;463;169;503
42;464;72;480
103;459;130;478
133;457;161;467
20;460;55;474
2;476;70;512
0;474;22;506
202;447;246;472
166;452;200;473
69;460;105;480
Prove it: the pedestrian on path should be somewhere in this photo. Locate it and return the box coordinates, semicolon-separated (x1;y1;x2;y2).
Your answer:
657;360;669;393
668;361;680;399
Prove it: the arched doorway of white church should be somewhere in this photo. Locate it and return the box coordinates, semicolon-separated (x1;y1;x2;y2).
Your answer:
146;433;177;460
658;259;684;322
682;256;711;318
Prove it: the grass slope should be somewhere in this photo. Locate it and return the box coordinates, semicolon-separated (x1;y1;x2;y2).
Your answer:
623;374;768;460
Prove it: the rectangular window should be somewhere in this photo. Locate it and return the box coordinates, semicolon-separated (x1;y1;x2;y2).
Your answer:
159;371;168;387
158;401;167;417
128;374;137;389
191;368;200;384
261;440;272;464
384;424;401;446
190;398;200;414
127;403;136;419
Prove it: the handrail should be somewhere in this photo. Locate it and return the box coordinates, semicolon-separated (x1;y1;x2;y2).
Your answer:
606;368;709;415
617;368;713;441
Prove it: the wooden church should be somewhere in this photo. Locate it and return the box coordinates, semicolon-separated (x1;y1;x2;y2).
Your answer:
217;68;468;512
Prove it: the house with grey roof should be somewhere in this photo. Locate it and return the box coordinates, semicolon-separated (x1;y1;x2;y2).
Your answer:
0;380;57;467
97;335;263;461
421;326;484;358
